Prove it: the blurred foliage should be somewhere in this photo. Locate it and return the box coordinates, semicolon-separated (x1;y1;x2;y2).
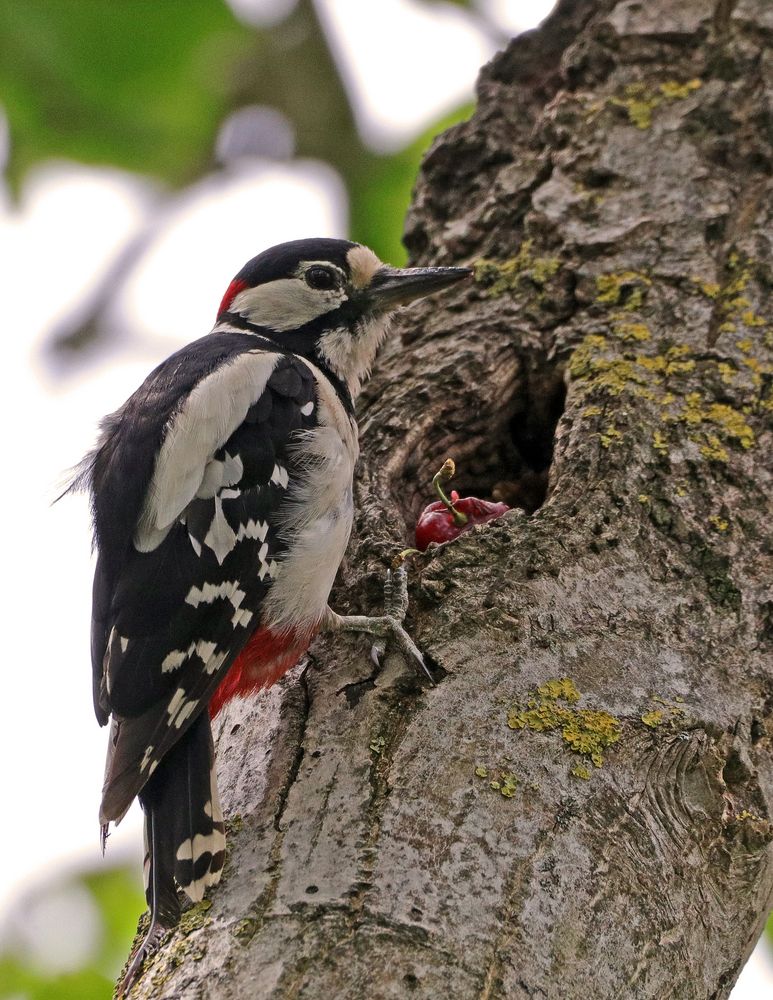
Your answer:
0;0;475;275
0;0;253;190
0;863;144;1000
219;0;473;263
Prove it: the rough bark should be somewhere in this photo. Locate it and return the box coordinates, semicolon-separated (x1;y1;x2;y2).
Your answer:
126;1;773;997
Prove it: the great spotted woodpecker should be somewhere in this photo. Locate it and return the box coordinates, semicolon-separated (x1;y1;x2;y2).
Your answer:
72;238;469;990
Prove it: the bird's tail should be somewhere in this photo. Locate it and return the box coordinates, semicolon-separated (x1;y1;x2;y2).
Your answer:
116;712;225;996
117;712;224;994
139;709;226;920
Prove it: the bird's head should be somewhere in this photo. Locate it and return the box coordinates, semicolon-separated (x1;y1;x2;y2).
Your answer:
215;238;470;397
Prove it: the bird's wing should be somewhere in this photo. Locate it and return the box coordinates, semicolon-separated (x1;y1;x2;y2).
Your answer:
83;335;318;822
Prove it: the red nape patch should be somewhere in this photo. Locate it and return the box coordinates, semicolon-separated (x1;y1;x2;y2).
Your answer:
208;625;318;719
217;278;249;319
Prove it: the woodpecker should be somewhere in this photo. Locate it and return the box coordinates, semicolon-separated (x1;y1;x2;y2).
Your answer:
72;238;469;991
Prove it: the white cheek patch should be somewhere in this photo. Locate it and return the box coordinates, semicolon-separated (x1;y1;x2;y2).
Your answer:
230;277;346;331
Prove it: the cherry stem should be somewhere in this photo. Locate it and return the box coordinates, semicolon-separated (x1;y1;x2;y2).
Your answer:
433;459;468;526
392;548;420;569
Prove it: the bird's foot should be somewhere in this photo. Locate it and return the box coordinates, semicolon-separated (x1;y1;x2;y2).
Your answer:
323;563;432;683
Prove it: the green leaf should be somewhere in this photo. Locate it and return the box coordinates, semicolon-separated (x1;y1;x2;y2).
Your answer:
0;0;253;190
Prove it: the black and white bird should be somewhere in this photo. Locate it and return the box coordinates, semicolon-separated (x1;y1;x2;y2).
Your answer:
71;238;469;990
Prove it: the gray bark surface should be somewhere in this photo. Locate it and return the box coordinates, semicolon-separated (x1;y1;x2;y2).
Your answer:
126;1;773;997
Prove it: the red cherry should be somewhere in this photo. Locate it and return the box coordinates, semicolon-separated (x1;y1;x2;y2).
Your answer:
415;464;510;550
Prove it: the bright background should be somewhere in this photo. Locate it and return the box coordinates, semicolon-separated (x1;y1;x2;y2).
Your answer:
0;2;769;997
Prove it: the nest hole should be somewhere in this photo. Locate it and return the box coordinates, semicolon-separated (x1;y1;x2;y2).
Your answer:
401;359;566;524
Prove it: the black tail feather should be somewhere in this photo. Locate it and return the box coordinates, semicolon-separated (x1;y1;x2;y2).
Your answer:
118;713;224;995
138;711;225;918
141;802;181;927
116;806;175;998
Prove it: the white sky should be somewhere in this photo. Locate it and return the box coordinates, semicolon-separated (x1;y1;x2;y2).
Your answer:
317;0;492;150
0;0;769;992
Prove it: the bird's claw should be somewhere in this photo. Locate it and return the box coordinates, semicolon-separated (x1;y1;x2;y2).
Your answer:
391;619;433;683
370;640;385;668
325;564;433;683
367;614;430;681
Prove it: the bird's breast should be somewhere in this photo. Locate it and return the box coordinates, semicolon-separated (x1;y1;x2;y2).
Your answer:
261;368;358;632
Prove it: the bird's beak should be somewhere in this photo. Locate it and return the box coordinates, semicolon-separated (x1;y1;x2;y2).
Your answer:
367;264;472;311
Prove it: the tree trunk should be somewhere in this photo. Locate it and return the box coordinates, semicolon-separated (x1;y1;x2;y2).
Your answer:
126;1;773;996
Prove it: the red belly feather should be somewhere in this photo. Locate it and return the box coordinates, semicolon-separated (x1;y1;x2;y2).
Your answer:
209;624;318;719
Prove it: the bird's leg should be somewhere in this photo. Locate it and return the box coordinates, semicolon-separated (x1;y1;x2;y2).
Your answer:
322;564;433;683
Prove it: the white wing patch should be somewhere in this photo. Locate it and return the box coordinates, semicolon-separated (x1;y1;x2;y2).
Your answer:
270;463;289;488
231;607;254;629
140;745;155;772
167;687;186;717
203;496;237;565
235;518;268;543
185;580;246;611
205;650;228;675
193;496;273;565
196;451;244;500
166;687;198;729
134;351;279;552
255;541;279;582
161;639;218;673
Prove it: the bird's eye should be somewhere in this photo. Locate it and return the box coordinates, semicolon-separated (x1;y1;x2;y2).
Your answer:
305;266;338;291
